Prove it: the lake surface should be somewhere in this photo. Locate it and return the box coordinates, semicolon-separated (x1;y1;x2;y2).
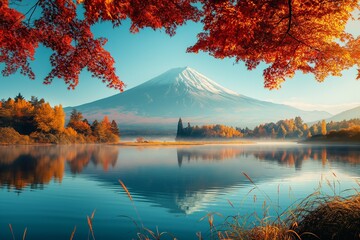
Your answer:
0;143;359;239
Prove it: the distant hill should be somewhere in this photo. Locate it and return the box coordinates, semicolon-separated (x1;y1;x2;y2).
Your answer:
65;67;332;135
327;106;360;122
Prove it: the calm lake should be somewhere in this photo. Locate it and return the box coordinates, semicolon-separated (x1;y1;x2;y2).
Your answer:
0;143;359;239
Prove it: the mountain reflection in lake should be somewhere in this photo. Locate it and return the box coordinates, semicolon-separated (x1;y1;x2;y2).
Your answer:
0;143;359;239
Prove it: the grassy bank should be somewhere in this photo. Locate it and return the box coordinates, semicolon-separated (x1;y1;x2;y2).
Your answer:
6;187;360;239
115;178;360;240
215;193;360;240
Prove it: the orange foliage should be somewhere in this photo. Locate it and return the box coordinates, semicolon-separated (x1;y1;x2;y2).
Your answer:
189;0;360;89
93;116;120;143
1;1;359;89
13;99;34;117
34;103;64;133
0;145;120;189
1;96;119;143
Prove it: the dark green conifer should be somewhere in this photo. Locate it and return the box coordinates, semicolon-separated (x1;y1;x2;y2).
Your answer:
176;118;184;139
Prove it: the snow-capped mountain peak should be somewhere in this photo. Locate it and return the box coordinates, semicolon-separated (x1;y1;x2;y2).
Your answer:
65;67;332;131
142;67;240;97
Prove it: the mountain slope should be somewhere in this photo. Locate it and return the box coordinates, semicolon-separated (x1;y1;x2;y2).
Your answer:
65;67;331;132
327;105;360;122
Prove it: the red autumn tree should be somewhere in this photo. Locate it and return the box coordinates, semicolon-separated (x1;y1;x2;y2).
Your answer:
188;0;360;89
1;0;359;90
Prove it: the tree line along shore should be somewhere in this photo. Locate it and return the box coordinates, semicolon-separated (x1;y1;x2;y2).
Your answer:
0;94;119;144
1;94;359;144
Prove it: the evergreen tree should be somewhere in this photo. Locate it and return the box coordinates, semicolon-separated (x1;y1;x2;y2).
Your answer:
186;122;192;136
69;109;83;123
14;93;24;102
176;118;184;139
110;120;120;136
83;119;90;125
91;120;99;132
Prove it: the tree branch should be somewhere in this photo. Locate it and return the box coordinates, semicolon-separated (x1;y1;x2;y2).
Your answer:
286;0;292;34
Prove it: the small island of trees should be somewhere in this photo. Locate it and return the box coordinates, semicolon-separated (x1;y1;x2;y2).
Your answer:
0;94;120;144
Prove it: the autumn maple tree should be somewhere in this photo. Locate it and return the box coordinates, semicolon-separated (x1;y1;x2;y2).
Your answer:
189;0;360;89
1;0;359;90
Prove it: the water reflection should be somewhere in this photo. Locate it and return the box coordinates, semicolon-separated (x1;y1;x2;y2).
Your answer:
178;145;360;169
0;145;118;190
253;146;360;168
0;144;359;214
96;144;360;214
177;147;244;166
0;144;359;240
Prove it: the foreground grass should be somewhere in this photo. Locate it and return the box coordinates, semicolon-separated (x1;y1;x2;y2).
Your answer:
6;182;360;240
290;194;360;240
115;178;360;240
216;193;360;240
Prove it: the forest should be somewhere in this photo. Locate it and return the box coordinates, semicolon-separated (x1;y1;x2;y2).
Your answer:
176;117;360;141
0;94;119;144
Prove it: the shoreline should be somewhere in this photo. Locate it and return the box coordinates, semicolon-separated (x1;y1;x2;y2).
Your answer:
1;140;359;147
112;140;254;146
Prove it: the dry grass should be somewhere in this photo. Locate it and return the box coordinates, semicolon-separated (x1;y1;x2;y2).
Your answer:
7;179;360;240
290;194;360;240
212;193;360;240
212;171;360;240
113;179;360;239
224;224;297;240
69;226;76;240
87;209;96;240
7;224;27;240
119;180;133;201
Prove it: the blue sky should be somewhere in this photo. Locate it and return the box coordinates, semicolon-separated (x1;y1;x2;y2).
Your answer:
1;15;359;115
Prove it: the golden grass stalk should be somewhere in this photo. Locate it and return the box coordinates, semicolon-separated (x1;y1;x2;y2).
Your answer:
90;209;96;220
227;199;234;208
119;180;133;202
9;224;15;240
22;227;27;240
69;226;76;240
87;215;95;240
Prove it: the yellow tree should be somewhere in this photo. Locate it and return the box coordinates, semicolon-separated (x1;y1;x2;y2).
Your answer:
34;103;55;133
94;116;119;143
34;103;65;133
321;120;327;135
67;109;91;135
13;98;34;117
53;105;65;133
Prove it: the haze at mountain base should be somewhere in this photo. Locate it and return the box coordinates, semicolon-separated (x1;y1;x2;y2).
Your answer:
65;67;332;136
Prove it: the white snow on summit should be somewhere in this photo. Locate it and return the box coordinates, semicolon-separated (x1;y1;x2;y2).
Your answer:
142;67;239;97
177;67;239;96
65;66;333;129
